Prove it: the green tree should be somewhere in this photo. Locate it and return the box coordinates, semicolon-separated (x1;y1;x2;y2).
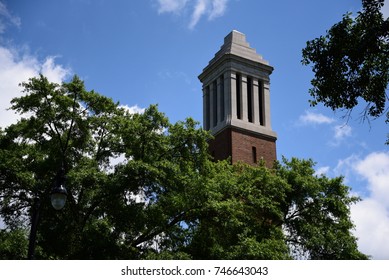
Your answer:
0;228;29;259
302;0;389;143
0;74;211;259
183;159;367;260
0;75;367;259
185;160;290;259
0;74;129;258
277;158;367;259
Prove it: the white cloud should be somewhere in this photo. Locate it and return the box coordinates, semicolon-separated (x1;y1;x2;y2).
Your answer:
0;1;21;33
336;152;389;259
334;124;352;140
351;198;389;260
298;111;354;146
190;0;228;29
330;124;352;146
334;154;360;184
314;166;330;176
155;0;228;29
355;152;389;206
41;56;70;84
156;0;188;14
189;0;208;29
0;46;147;131
299;111;334;125
0;45;71;129
208;0;227;20
119;104;145;115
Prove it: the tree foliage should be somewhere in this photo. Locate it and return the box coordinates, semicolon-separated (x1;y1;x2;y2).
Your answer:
0;75;367;259
0;228;28;259
302;0;389;142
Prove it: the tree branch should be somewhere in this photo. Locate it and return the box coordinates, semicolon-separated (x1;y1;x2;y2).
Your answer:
131;211;187;247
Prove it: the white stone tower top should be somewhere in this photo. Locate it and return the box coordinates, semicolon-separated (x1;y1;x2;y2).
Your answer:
207;30;270;70
199;30;276;138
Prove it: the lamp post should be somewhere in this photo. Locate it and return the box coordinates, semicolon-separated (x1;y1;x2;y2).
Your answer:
27;166;68;259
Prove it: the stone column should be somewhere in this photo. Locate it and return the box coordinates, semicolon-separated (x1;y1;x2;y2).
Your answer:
217;76;224;124
203;86;210;130
223;74;230;122
263;81;272;129
227;71;237;122
252;78;260;125
209;82;215;128
241;74;248;122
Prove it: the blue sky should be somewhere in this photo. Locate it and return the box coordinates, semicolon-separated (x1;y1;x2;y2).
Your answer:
0;0;388;259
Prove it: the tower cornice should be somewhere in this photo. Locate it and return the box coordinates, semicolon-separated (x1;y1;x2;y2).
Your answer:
198;53;274;85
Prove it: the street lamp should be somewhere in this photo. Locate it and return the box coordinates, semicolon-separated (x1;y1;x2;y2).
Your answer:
27;166;68;259
50;167;68;211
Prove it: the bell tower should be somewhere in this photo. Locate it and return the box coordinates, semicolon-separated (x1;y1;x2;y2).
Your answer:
198;30;277;167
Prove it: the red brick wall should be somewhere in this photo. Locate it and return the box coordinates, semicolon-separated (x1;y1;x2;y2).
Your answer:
209;127;277;168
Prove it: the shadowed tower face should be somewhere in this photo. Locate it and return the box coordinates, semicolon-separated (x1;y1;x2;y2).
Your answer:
198;30;277;167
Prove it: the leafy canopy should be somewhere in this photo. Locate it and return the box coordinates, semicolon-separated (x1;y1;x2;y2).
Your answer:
302;0;389;142
0;75;367;259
